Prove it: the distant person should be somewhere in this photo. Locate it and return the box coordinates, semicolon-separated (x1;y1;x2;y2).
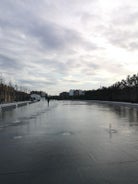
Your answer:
47;97;50;106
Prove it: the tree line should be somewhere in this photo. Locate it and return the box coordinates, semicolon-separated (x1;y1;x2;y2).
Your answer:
84;74;138;102
0;75;30;103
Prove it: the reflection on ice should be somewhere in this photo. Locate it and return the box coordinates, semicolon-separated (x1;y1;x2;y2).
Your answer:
107;105;138;126
13;135;23;139
60;131;74;136
109;123;118;133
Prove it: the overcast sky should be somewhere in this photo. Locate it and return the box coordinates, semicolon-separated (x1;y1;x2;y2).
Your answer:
0;0;138;95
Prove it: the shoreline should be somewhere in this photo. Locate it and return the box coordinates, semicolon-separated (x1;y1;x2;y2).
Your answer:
0;101;31;111
86;100;138;108
60;99;138;108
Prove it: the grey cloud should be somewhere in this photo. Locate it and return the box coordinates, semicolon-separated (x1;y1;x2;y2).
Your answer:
19;79;56;87
66;0;96;5
80;55;125;76
52;0;97;11
99;5;138;50
24;19;99;52
28;22;82;50
0;0;99;52
112;6;138;26
129;42;138;50
80;12;101;27
83;41;99;51
63;79;80;83
79;56;101;69
0;54;23;70
105;28;138;50
80;64;100;76
36;58;77;75
85;62;100;69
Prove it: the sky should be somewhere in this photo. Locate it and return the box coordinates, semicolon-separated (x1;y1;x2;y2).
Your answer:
0;0;138;95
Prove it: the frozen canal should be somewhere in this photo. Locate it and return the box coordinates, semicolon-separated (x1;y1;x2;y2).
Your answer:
0;100;138;183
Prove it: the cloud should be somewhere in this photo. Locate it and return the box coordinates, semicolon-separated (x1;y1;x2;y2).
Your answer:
98;4;138;50
19;79;56;87
0;54;23;70
0;0;98;52
104;27;138;50
111;6;138;26
63;79;80;83
0;0;138;94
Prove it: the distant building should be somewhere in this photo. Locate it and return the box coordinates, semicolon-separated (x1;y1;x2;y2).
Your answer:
69;89;74;96
79;90;85;96
69;89;85;96
30;94;41;101
59;92;69;99
30;91;47;98
59;89;85;99
41;91;47;97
